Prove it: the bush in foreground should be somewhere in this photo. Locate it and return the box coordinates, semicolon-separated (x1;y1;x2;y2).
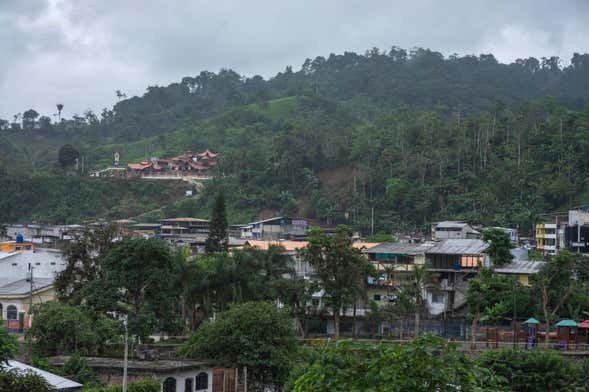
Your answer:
81;378;160;392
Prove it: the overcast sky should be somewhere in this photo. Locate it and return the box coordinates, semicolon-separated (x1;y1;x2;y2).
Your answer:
1;0;588;120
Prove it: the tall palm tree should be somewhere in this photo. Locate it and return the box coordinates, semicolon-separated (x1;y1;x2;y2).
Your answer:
56;103;64;121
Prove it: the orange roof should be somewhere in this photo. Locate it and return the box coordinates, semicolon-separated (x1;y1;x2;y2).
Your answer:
353;242;381;250
127;162;152;170
244;240;308;251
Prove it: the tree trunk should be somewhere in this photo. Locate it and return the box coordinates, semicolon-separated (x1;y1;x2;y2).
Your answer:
471;308;479;350
414;310;420;337
295;315;305;339
542;286;550;348
352;302;357;338
334;309;340;338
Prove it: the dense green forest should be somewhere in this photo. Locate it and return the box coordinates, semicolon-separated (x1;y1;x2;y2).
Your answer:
1;47;589;232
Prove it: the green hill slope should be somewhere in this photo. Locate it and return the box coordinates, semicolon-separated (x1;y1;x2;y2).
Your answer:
2;47;589;232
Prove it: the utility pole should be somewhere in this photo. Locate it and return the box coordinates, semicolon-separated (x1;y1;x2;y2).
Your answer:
123;318;128;392
512;278;517;349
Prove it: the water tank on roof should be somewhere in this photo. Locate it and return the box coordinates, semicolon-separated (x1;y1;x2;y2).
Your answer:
15;233;24;243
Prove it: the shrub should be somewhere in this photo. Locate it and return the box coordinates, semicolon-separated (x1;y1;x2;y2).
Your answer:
82;378;160;392
478;349;577;392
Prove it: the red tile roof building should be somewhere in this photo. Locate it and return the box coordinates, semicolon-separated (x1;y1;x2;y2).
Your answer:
127;150;218;177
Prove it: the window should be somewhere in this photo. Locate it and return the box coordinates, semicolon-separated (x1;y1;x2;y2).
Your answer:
163;377;177;392
195;372;208;390
373;294;382;301
184;378;193;392
6;306;17;320
431;293;444;304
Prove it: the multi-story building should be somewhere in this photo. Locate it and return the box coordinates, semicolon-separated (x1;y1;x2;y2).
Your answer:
565;207;589;255
534;209;589;255
431;221;480;240
239;217;308;240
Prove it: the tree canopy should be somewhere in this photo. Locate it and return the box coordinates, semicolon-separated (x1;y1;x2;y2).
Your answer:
181;301;297;391
291;335;506;392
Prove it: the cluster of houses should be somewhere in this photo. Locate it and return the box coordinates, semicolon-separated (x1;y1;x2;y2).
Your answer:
3;209;588;390
90;149;218;179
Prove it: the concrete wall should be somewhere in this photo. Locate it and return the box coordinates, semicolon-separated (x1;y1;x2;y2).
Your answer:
0;250;65;282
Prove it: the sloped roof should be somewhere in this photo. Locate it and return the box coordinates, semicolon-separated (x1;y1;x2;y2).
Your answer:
197;149;218;158
363;242;435;255
426;239;488;255
524;317;540;324
495;260;545;275
352;242;380;250
127;162;151;170
161;218;209;223
578;320;589;328
556;319;578;327
245;216;285;226
6;360;82;390
0;277;54;295
435;221;470;228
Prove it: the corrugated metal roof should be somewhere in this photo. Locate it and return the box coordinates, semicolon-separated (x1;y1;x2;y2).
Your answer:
495;260;545;275
426;239;488;255
6;360;82;389
363;242;435;255
246;216;285;225
435;221;469;228
0;277;54;295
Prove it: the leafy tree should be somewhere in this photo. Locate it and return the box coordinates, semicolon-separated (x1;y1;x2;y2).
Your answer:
405;263;429;336
81;378;160;392
479;349;577;392
205;191;228;253
466;268;514;348
291;335;506;392
85;238;182;339
188;245;294;318
182;301;297;391
27;301;121;356
0;321;17;366
532;251;576;346
0;370;55;391
22;109;39;130
61;353;100;386
302;225;374;337
55;224;118;306
482;228;514;266
57;144;80;168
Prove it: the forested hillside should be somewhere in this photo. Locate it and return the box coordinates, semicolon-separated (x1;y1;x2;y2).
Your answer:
2;47;589;233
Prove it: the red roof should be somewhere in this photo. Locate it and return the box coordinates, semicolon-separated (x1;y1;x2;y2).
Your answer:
189;162;207;170
127;162;152;170
579;320;589;328
197;149;217;158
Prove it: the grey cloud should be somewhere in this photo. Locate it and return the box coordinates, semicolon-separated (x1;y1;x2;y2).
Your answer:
1;0;588;119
